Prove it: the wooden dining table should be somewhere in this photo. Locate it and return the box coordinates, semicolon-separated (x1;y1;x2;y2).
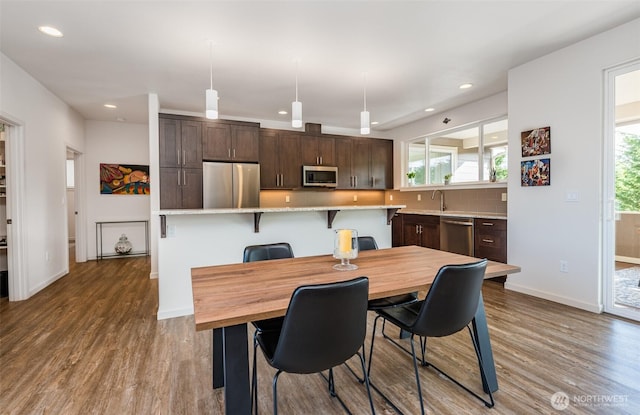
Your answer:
191;245;521;414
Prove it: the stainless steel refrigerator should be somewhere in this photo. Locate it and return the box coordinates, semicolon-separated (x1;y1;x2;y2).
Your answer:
202;162;260;208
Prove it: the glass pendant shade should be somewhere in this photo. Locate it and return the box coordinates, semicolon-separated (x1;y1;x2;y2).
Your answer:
206;88;218;119
292;100;302;128
360;110;370;135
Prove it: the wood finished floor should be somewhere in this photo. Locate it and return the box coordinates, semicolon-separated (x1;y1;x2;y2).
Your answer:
1;255;639;415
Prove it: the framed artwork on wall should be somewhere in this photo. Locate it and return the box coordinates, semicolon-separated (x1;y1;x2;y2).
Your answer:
521;158;550;187
521;126;551;157
100;163;150;195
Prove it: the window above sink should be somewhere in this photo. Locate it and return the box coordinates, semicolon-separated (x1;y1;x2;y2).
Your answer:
405;116;508;188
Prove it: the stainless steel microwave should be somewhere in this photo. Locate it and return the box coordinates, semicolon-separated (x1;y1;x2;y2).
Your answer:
302;165;338;188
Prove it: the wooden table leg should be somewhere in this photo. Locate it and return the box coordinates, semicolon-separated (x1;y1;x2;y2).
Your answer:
472;292;499;393
222;324;251;414
213;328;224;388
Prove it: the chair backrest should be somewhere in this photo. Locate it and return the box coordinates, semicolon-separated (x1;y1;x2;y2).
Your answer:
412;259;487;337
357;236;378;251
243;242;294;262
270;277;369;374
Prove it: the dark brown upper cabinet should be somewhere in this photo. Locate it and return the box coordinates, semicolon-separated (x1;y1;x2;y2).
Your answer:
335;136;393;189
203;122;259;162
159;118;202;169
259;129;301;189
301;135;335;166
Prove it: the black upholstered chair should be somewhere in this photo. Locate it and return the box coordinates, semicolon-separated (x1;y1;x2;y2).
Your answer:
367;259;493;414
243;242;294;412
357;236;418;311
252;277;376;415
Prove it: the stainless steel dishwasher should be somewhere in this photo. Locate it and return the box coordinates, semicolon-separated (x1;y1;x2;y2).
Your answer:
440;217;474;256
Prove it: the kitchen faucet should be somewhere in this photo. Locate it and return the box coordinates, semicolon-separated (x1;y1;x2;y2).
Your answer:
431;189;446;211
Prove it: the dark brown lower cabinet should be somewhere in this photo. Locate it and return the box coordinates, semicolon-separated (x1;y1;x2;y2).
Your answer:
395;214;440;249
474;218;507;282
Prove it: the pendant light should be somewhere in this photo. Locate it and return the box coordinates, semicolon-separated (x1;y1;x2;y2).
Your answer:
360;72;370;135
205;41;218;119
292;60;302;128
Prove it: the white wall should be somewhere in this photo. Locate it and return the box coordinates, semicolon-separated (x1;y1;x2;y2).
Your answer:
506;18;640;312
0;52;85;298
85;121;150;259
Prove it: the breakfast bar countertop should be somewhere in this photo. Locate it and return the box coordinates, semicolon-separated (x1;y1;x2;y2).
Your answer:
155;204;407;216
398;209;507;220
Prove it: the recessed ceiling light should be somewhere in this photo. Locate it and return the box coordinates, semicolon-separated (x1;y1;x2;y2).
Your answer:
278;110;288;115
424;108;435;112
38;26;63;37
104;104;117;109
371;121;379;125
459;83;473;89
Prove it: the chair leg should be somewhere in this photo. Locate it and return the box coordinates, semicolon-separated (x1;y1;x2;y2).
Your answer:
409;335;426;415
356;350;377;415
272;370;283;415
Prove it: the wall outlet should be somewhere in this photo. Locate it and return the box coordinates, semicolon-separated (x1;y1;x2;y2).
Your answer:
353;195;358;202
417;194;421;201
559;260;569;273
45;251;49;261
285;195;290;203
501;193;508;202
167;225;176;238
389;194;393;201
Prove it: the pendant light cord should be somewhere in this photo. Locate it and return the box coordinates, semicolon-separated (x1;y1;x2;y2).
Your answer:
363;72;367;111
209;41;213;90
295;60;299;102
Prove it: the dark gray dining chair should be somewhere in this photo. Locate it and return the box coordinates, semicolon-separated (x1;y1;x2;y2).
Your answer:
358;236;418;311
243;242;294;412
367;259;493;414
252;277;376;415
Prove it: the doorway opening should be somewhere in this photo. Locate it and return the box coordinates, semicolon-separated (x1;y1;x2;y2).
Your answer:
604;61;640;321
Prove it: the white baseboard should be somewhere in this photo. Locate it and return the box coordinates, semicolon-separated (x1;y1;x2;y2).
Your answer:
504;281;603;313
149;271;158;279
157;306;194;320
29;269;67;297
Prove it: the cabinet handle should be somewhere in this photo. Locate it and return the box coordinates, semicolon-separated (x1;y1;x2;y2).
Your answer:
228;149;231;158
183;170;186;185
177;170;181;186
419;225;423;234
233;149;236;159
177;150;181;165
354;176;358;187
482;222;494;226
372;177;375;187
320;156;323;165
482;238;494;243
183;151;186;166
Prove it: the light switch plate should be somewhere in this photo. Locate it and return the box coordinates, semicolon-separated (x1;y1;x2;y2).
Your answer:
501;193;508;202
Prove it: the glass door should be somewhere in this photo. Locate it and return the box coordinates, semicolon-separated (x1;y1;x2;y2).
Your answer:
604;62;640;321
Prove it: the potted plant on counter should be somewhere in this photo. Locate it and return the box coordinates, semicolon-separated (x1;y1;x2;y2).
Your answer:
444;173;452;185
406;171;416;186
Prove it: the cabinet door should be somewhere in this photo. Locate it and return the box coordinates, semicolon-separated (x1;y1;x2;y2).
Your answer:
301;136;321;166
180;121;203;168
402;222;421;246
203;123;232;161
335;138;353;188
370;139;393;189
279;132;301;189
181;168;203;209
231;125;259;162
259;130;279;189
159;167;180;209
352;138;371;188
159;118;180;168
420;219;440;249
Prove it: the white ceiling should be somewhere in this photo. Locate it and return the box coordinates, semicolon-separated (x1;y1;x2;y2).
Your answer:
1;1;639;132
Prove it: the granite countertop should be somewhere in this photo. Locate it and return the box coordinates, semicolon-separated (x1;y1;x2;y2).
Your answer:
398;209;507;220
155;204;407;216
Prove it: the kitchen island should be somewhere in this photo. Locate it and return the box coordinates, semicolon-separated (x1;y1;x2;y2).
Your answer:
154;205;405;319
